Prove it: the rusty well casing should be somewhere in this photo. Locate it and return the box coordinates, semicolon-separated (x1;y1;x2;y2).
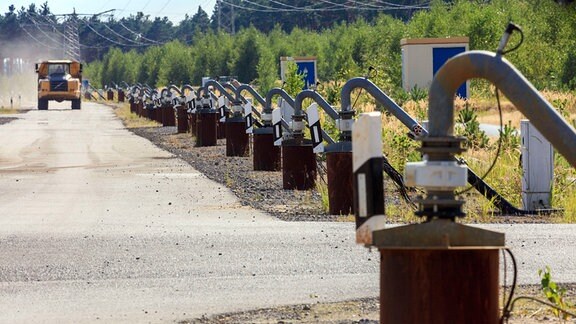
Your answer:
153;106;162;123
225;116;250;157
374;220;504;324
253;127;281;171
162;104;176;126
107;89;114;101
175;106;189;133
217;109;228;139
136;101;144;117
282;139;316;190
129;99;136;113
188;111;197;136
118;89;125;102
326;144;353;215
195;110;218;147
146;106;156;121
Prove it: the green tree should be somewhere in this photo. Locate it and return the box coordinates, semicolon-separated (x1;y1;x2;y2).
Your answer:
256;44;277;95
233;27;262;83
157;41;191;86
283;60;305;97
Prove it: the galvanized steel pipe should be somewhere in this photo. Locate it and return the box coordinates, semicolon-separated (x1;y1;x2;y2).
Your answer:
429;50;576;168
203;80;235;102
294;90;339;120
341;77;425;136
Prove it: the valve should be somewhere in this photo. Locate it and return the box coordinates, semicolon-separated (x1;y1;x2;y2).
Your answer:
496;22;522;55
291;113;305;138
231;100;243;116
337;109;355;141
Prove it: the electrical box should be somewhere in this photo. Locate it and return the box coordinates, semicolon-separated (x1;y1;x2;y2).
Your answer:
521;120;554;210
401;37;469;98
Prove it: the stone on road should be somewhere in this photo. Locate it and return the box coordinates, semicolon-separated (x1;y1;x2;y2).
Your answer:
0;102;574;323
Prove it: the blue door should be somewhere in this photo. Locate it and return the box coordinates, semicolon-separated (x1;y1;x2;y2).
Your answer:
433;47;467;98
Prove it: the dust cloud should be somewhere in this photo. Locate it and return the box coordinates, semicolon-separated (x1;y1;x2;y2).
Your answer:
0;38;62;109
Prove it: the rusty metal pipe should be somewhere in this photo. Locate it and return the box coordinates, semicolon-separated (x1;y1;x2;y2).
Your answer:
341;77;425;135
430;50;576;168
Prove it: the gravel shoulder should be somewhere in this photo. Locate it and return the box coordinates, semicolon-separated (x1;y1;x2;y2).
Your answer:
115;105;573;323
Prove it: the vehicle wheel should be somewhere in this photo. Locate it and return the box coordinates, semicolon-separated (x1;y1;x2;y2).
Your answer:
72;99;81;110
38;99;48;110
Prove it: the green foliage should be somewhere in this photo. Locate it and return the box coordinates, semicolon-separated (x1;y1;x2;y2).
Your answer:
283;61;306;97
233;27;262;83
538;266;572;320
256;45;278;95
456;103;489;149
408;85;428;102
499;120;520;153
156;41;191;86
46;0;576;98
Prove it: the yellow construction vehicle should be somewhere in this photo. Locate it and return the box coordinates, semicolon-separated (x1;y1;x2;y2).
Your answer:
35;60;82;110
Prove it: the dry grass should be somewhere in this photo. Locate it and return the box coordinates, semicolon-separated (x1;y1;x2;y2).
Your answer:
113;102;160;128
0;107;20;114
347;89;576;223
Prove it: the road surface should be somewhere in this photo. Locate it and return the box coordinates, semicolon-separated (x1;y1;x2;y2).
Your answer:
0;102;574;323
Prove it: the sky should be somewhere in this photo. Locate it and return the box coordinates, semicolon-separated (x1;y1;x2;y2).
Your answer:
4;0;217;24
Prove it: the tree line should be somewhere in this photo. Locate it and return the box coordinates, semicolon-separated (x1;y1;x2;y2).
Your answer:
2;0;576;93
83;0;576;95
0;1;430;63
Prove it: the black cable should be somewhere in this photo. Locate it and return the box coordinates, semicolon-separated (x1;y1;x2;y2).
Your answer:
502;249;507;318
502;26;524;55
455;23;523;197
350;66;376;110
455;87;503;196
500;248;517;323
508;296;576;319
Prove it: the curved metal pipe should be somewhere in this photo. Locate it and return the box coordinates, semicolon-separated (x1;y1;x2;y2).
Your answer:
429;50;576;168
223;82;237;94
265;88;295;113
236;84;266;107
160;87;169;97
203;79;235;102
292;90;337;144
341;77;424;135
168;84;182;96
181;84;198;97
294;90;339;120
233;84;264;119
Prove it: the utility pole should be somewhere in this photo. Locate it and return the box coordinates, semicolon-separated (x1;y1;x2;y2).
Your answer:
63;11;80;61
57;9;115;62
217;0;235;34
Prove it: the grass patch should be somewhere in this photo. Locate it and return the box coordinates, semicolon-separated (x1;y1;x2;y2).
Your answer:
113;103;160;128
0;107;19;114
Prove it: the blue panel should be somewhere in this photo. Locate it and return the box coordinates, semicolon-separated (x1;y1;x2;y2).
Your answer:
433;47;467;98
296;61;316;90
